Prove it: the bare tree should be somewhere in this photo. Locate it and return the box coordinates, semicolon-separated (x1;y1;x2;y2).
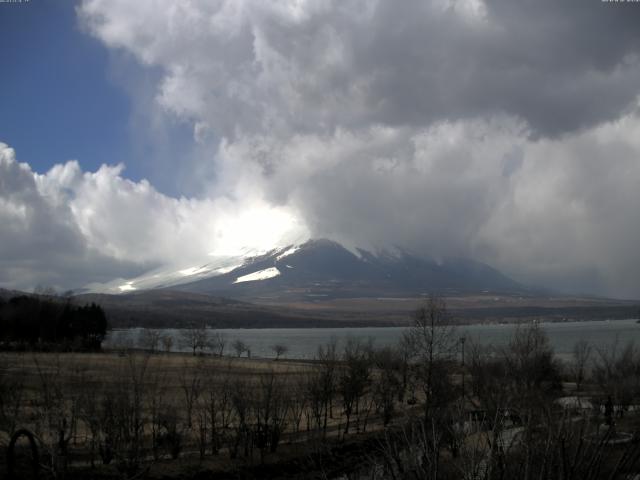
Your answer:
305;370;325;436
161;334;173;353
339;337;371;435
271;344;288;360
77;355;110;468
145;357;169;461
180;359;204;429
377;420;446;479
180;325;210;356
109;354;151;477
210;331;226;356
156;410;183;460
140;328;161;353
31;354;81;478
467;324;563;478
232;339;248;357
371;346;402;426
316;339;338;436
377;403;640;480
592;339;640;417
229;376;252;459
468;342;510;420
0;354;25;441
288;374;308;434
571;339;592;392
404;295;458;420
201;364;234;455
254;370;290;461
503;323;562;411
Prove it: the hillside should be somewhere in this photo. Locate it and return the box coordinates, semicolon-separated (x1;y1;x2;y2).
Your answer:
172;239;524;301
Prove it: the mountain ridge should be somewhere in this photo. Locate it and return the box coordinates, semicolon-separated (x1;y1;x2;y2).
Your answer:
170;238;525;301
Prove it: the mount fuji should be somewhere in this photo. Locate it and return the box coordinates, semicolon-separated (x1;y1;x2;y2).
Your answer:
72;239;640;328
90;239;523;301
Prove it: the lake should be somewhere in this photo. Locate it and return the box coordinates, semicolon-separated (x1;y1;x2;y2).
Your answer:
104;319;640;360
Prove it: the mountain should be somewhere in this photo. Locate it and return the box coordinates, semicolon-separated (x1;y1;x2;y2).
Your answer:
169;239;524;301
6;250;640;328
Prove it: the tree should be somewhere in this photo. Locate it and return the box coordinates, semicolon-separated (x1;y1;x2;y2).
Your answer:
140;328;161;353
288;374;308;434
0;295;107;350
180;325;209;356
592;340;640;417
571;339;592;392
0;354;25;439
468;324;563;477
31;354;84;478
232;340;248;357
372;346;402;426
180;359;203;429
161;334;173;353
271;344;288;360
201;365;234;455
316;339;338;436
229;376;251;459
397;296;460;477
503;323;562;408
106;354;151;476
338;338;371;434
468;341;510;419
253;370;290;460
404;295;458;420
209;331;226;356
145;364;169;461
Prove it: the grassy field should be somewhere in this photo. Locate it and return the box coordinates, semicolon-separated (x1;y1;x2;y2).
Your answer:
0;349;415;479
4;321;640;479
69;289;640;329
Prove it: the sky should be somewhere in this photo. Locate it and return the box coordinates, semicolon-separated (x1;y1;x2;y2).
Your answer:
2;0;640;298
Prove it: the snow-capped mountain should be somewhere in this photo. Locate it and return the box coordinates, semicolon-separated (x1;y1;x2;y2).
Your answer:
158;239;523;300
87;239;522;299
74;240;639;328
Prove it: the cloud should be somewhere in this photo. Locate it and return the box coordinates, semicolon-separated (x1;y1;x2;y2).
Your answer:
0;143;307;291
0;144;145;291
478;110;640;297
4;1;640;296
78;0;640;138
216;110;640;298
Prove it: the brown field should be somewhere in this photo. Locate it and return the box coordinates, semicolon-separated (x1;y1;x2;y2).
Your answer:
0;349;415;479
4;318;640;479
69;288;640;329
253;291;640;325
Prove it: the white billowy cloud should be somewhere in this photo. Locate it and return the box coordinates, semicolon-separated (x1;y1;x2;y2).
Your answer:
3;0;640;297
0;143;307;291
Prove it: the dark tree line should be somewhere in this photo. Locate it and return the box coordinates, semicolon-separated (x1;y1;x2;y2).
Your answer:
0;295;108;350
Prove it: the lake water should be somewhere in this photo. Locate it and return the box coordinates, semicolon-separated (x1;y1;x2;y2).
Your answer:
105;319;640;360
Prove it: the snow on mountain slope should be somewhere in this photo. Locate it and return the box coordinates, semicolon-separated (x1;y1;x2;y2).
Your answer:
171;239;524;299
83;246;278;293
234;267;281;283
276;246;300;261
84;239;523;298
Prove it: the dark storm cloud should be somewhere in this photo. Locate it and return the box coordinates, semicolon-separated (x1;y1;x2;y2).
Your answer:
326;0;640;136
